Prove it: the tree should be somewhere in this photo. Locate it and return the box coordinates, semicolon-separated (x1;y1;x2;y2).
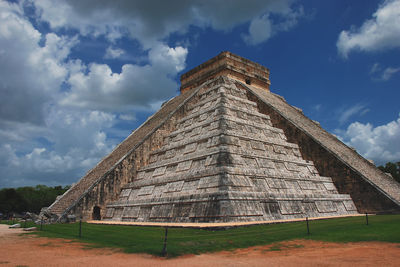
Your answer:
0;185;70;215
0;188;28;214
378;162;400;183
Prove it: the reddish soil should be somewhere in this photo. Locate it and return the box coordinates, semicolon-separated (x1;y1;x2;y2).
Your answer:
1;225;399;267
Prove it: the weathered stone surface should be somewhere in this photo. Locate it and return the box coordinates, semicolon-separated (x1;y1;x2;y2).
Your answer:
104;76;358;222
23;227;37;231
46;84;199;221
243;81;400;213
47;51;400;223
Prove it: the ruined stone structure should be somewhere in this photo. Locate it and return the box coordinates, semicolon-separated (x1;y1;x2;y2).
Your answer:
47;52;400;223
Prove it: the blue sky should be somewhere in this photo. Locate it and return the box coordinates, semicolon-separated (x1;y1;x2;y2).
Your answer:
0;0;399;188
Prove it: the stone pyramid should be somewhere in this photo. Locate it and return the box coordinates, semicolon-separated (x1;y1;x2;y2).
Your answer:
104;76;357;222
47;52;400;223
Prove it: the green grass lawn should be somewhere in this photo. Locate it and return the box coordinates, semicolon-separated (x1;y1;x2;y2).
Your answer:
2;215;400;257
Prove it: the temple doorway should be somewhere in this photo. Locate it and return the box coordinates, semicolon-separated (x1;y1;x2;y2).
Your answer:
92;206;101;220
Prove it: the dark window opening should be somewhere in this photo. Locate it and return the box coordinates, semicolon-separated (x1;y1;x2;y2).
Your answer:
92;206;101;220
245;78;251;85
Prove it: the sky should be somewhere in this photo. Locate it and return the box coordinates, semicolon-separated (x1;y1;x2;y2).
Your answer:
0;0;399;188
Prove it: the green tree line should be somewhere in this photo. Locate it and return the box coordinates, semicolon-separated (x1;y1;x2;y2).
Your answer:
0;185;70;215
378;162;400;183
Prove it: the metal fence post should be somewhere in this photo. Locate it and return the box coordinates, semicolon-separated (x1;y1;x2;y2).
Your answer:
162;227;168;257
79;218;82;238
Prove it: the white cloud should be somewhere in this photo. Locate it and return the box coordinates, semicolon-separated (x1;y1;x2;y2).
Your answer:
242;5;304;45
0;2;119;187
242;15;273;45
339;114;400;165
337;0;400;58
370;63;400;81
382;67;400;81
119;114;136;121
0;0;307;188
0;1;77;124
33;0;302;47
370;63;382;74
61;44;187;111
104;46;125;59
0;108;117;188
338;104;370;125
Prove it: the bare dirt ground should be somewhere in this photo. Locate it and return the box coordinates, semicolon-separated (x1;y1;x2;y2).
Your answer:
1;224;399;267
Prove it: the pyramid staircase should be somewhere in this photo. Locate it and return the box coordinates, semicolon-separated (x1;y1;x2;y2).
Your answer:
104;77;357;222
46;90;195;218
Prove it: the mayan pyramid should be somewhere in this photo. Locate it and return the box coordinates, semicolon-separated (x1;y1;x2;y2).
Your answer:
46;52;400;223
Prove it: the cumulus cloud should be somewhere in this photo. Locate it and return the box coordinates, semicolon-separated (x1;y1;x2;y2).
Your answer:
0;1;77;124
339;114;400;164
0;0;307;188
337;0;400;58
61;44;187;111
33;0;302;47
0;2;119;187
242;6;303;45
242;14;273;45
0;108;117;188
0;2;191;187
104;46;125;59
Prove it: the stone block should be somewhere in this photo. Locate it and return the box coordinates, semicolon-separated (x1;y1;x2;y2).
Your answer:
122;207;140;218
198;175;220;189
256;158;275;169
285;162;299;172
165;149;176;159
120;189;131;197
343;200;357;211
176;160;192;172
323;182;337;191
105;208;114;218
298;181;317;190
315;201;337;213
267;178;287;189
278;201;303;215
172;204;192;218
137;186;155;196
251;140;265;151
153;166;167;177
165;181;184;192
150;204;174;218
184;143;197;154
182;180;200;191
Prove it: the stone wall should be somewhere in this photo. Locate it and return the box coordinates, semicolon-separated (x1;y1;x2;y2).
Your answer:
246;89;400;213
181;52;270;93
65;107;191;221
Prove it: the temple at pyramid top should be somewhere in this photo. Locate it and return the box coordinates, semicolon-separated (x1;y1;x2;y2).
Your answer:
180;51;270;93
44;51;400;223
